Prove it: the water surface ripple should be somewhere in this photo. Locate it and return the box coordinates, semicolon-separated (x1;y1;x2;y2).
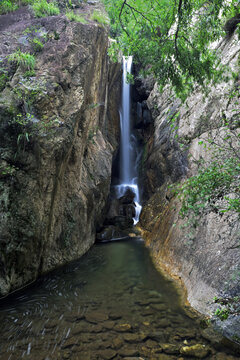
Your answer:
0;239;237;359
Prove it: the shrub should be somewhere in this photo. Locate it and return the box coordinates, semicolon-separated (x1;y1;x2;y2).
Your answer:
0;0;18;14
0;0;34;14
173;157;240;220
91;10;109;25
8;50;36;71
31;0;60;18
65;10;87;23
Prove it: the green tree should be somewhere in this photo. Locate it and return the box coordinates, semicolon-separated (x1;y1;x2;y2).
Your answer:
104;0;239;99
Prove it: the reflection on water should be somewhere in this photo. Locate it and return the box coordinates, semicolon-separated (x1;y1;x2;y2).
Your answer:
0;239;237;359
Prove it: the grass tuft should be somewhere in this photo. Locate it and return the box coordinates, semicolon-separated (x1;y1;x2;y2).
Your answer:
90;10;109;25
0;0;18;15
31;0;60;18
8;50;36;71
65;10;87;23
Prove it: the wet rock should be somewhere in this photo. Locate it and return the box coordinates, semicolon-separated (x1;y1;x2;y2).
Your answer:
114;323;132;332
180;344;210;358
85;311;109;323
113;336;124;349
71;351;91;360
136;299;151;306
145;339;158;348
128;233;138;238
97;349;117;359
109;312;122;320
104;188;136;228
102;321;115;330
142;309;154;316
149;331;170;342
123;333;139;343
175;328;196;339
108;215;134;229
142;321;151;326
161;343;180;355
45;320;58;329
123;333;147;343
61;337;79;349
156;319;171;328
212;315;240;347
119;188;136;204
148;290;162;297
149;298;164;304
96;225;122;241
154;355;172;360
64;312;85;322
88;324;103;333
168;314;185;325
214;353;238;360
62;350;72;359
123;358;145;360
201;326;225;347
118;347;139;357
71;323;86;335
151;303;168;311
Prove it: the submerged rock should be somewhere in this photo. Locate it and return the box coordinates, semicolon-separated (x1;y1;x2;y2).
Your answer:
161;343;180;355
114;323;132;332
85;311;109;323
180;344;210;358
96;225;122;241
97;349;117;360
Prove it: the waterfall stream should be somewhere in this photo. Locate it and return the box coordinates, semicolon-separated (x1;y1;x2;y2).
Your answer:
115;56;142;224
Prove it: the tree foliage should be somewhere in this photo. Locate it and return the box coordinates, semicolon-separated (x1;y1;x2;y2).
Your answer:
104;0;239;99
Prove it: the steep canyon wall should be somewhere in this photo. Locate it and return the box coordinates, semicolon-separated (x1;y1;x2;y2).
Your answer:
0;6;121;296
140;31;240;331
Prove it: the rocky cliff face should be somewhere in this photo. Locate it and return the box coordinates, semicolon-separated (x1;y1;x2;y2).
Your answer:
140;31;240;339
0;4;121;296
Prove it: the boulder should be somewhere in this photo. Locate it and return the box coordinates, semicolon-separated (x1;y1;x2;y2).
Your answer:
108;216;134;229
119;188;136;204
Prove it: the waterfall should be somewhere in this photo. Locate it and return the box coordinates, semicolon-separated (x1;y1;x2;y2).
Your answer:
115;56;142;225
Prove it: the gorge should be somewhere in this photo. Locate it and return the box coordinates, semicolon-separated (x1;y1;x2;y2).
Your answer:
0;0;239;358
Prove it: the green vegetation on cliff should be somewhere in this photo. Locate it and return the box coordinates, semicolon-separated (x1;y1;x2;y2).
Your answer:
104;0;239;99
8;50;36;71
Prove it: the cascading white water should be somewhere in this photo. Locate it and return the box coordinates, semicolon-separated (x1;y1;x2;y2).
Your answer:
120;56;132;183
116;56;142;225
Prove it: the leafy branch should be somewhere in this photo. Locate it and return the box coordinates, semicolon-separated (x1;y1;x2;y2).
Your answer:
104;0;239;99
